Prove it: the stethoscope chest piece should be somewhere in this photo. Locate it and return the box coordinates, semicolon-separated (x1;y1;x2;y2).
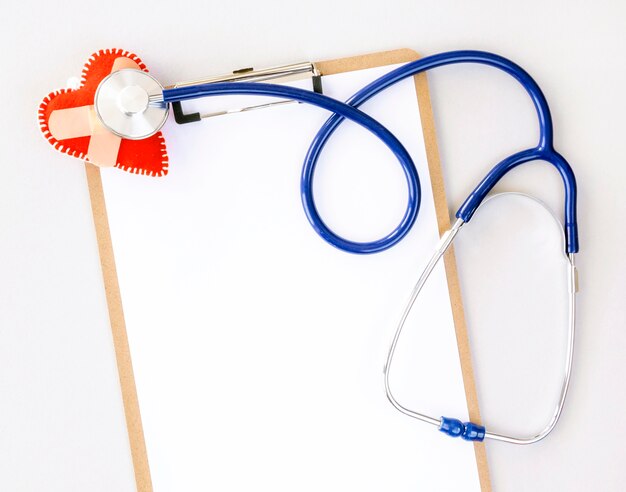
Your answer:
95;68;168;140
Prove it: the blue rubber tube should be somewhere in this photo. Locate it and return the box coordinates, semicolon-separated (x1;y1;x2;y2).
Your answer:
164;82;421;254
163;50;579;254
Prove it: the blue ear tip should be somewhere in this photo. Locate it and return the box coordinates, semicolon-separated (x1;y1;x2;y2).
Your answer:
462;422;486;442
439;417;486;442
439;417;464;437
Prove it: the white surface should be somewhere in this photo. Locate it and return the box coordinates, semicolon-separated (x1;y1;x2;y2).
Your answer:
0;1;625;491
100;66;479;491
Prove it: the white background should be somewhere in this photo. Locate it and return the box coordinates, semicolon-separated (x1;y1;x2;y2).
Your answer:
1;0;625;491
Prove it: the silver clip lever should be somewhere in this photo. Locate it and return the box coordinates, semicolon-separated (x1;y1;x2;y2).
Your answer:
168;62;323;124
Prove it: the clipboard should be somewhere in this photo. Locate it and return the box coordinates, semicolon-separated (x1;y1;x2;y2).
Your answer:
85;48;492;492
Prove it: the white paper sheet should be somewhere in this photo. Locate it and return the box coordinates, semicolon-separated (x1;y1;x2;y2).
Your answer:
100;65;481;491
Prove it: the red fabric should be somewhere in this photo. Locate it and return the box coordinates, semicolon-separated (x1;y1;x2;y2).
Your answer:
38;48;169;177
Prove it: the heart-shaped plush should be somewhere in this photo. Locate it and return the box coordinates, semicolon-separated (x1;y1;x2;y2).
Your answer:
38;48;169;177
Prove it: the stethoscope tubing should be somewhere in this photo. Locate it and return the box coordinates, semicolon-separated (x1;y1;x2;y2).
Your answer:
162;50;578;254
163;81;421;253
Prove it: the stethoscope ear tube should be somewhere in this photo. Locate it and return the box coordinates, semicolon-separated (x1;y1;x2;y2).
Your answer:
384;193;577;444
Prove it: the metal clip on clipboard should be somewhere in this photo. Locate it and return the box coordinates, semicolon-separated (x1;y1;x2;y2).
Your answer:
168;62;323;124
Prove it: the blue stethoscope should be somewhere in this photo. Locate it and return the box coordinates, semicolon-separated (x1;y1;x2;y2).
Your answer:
95;50;579;444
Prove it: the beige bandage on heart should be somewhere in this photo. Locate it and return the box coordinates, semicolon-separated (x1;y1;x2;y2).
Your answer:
48;57;140;167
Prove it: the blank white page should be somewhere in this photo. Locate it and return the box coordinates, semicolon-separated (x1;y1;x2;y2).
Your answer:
100;64;481;492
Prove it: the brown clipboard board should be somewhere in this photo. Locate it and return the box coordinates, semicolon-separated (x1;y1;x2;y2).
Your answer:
85;48;492;492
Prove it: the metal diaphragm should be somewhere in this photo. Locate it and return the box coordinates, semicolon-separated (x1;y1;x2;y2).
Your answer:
94;69;169;140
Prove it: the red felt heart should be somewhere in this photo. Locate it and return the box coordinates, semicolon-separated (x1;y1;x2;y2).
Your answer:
38;48;169;177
